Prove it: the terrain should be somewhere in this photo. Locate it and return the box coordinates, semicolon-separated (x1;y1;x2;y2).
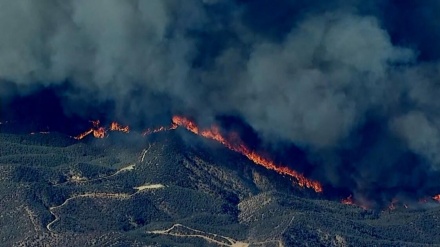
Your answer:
0;129;440;246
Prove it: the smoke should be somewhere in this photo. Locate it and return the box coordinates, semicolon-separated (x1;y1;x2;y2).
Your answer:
234;13;413;147
2;0;440;204
0;0;202;121
391;111;440;170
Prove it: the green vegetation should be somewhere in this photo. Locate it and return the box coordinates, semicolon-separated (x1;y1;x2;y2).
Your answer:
0;131;439;246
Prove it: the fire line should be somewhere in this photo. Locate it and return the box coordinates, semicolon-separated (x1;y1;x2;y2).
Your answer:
73;116;323;192
74;121;129;140
68;116;440;204
171;115;323;193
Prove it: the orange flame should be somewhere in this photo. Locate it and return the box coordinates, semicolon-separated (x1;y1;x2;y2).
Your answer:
74;128;94;140
341;195;370;209
93;127;106;138
39;116;440;204
342;195;354;205
110;122;130;133
171;115;323;193
74;120;129;140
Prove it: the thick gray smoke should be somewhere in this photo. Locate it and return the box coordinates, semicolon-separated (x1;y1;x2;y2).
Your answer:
0;0;203;120
233;13;412;148
2;0;440;202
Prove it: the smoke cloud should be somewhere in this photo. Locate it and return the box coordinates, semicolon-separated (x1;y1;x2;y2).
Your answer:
2;0;440;204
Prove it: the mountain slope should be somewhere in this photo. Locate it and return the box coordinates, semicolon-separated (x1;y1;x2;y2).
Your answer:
0;131;439;246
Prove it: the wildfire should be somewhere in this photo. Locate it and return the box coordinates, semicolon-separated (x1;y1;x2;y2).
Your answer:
74;129;94;140
110;122;130;133
74;120;129;140
340;195;372;209
73;116;323;193
171;115;323;193
342;195;354;205
93;127;106;138
26;114;440;206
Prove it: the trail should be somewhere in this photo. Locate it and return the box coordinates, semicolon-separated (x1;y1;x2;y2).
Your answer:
247;215;294;247
23;206;42;233
46;184;165;232
47;147;160;232
53;163;136;187
138;144;152;163
147;223;249;247
134;184;165;191
147;223;291;247
54;144;153;187
146;216;294;247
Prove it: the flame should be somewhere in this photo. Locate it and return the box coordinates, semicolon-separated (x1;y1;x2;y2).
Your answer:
171;115;323;193
110;122;130;133
418;195;440;204
74;120;129;140
73;116;323;192
341;195;370;209
74;128;94;140
93;127;107;138
342;195;354;205
30;115;440;205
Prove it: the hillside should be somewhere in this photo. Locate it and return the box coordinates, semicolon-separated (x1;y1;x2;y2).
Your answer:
0;130;439;246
